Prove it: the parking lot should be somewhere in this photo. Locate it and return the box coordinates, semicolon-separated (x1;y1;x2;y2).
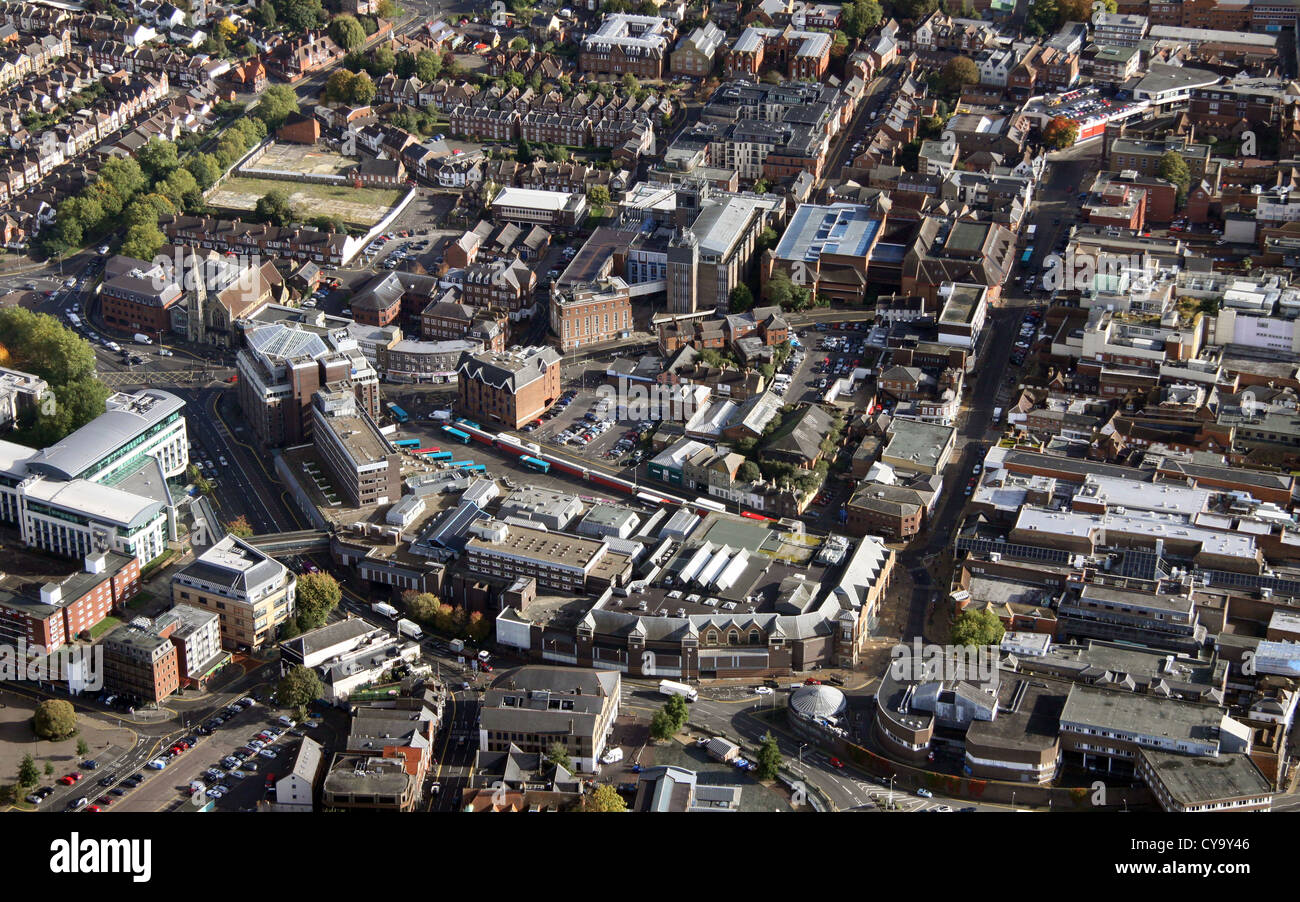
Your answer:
108;697;326;812
527;388;653;468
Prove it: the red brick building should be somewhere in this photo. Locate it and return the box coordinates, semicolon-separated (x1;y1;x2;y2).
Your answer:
456;346;561;429
0;552;140;653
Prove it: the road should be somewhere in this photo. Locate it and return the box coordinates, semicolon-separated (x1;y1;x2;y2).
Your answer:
616;679;1009;811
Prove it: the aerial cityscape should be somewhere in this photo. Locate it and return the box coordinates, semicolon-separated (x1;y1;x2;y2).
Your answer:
0;0;1295;845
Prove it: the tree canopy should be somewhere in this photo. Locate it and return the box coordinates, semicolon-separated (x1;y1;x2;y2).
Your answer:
756;732;783;780
950;607;1006;648
255;189;296;227
33;699;77;740
841;1;882;38
277;664;324;709
295;571;341;631
252;84;300;131
1157;150;1192;206
583;783;627;812
0;308;108;447
940;56;979;92
1042;116;1079;150
329;13;366;51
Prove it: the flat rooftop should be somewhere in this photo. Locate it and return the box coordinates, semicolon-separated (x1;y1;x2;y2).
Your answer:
1060;683;1227;743
1141;750;1272;805
774;203;880;264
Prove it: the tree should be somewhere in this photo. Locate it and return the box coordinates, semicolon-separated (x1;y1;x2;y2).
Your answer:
665;694;689;730
841;0;882;37
279;0;326;31
895;0;938;18
1041;116;1079;151
756;732;782;780
296;571;341;630
43;762;54;777
940;56;978;93
509;35;529;51
252;84;300;130
329;13;366;51
583;783;627;812
1026;0;1059;35
254;0;276;28
368;44;396;76
120;222;163;261
950;607;1006;647
159;169;201;212
184;153;221;190
587;184;610;208
405;591;440;623
349;70;376;105
323;68;356;102
18;754;39;789
1157;150;1191;206
738;460;762;482
729;283;755;313
76;738;89;758
33;700;76;740
414;49;442;81
138;139;179;182
376;0;401;17
225;515;254;538
545;742;572;771
1060;0;1112;18
765;269;795;307
650;706;678;740
277;664;324;709
255;189;295;227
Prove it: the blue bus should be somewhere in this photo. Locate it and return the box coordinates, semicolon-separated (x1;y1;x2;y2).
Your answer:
1020;247;1033;266
442;425;470;443
387;402;410;423
448;460;475;468
425;451;453;461
455;418;481;431
464;464;487;472
392;439;421;448
520;455;551;474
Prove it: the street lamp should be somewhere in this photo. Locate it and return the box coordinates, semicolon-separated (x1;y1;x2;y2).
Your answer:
798;742;808;772
889;774;895;809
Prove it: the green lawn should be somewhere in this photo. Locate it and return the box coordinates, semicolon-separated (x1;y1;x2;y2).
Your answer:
88;616;122;640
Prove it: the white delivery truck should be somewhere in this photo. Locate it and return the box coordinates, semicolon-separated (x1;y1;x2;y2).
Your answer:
134;333;153;344
372;602;399;619
397;618;423;640
658;679;698;702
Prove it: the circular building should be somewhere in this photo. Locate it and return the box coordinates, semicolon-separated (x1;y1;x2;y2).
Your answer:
790;683;847;721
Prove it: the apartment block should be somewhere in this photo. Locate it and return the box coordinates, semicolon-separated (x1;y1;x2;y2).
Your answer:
170;534;297;651
455;346;561;430
310;386;402;508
